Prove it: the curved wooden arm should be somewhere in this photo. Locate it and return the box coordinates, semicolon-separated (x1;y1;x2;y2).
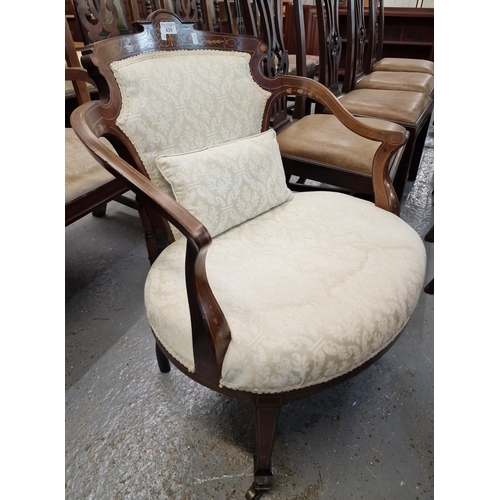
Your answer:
65;67;96;87
262;74;408;214
70;101;231;384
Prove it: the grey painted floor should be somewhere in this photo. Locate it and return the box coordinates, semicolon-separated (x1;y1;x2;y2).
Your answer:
65;128;434;500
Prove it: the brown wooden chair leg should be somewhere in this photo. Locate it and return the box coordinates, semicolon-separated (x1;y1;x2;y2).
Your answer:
408;115;432;181
247;396;282;498
425;225;434;243
155;341;171;373
424;278;434;295
92;203;107;217
424;224;434;294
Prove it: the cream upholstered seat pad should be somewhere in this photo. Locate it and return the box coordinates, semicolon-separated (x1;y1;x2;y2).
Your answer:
373;58;434;76
145;191;426;394
339;89;432;124
65;129;116;203
355;71;434;95
277;114;406;174
110;50;271;200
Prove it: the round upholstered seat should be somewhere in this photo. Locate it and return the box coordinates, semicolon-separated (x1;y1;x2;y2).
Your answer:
145;191;426;394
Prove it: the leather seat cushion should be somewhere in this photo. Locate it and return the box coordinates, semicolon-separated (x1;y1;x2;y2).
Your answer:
339;89;433;124
145;191;426;394
355;71;434;95
373;58;434;75
277;114;405;174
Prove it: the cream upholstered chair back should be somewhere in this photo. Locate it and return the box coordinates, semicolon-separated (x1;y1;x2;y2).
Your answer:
110;50;271;199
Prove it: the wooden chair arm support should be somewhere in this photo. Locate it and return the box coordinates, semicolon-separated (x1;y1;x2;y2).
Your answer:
70;101;231;383
65;67;96;87
267;75;408;214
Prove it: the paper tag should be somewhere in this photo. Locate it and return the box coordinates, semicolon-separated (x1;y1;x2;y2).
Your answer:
191;32;199;45
160;22;177;40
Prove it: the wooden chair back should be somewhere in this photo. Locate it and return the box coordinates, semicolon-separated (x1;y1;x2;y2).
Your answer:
363;0;384;74
72;0;141;44
342;0;367;93
314;0;342;99
157;0;207;29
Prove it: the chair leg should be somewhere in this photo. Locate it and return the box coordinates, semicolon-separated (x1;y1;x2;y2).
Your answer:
424;225;434;243
155;341;171;373
392;131;417;201
246;396;282;498
92;203;107;217
424;278;434;295
408;115;431;181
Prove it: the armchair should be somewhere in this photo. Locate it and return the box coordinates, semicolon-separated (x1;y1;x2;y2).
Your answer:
71;11;426;498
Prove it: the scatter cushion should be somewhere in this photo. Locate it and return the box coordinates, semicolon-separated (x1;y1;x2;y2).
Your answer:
145;191;426;394
156;130;293;237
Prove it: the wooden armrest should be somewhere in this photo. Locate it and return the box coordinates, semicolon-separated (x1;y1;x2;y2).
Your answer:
71;101;210;248
65;67;96;87
269;75;408;213
70;101;230;383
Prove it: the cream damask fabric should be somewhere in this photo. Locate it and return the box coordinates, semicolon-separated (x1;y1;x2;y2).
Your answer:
110;50;271;200
145;191;426;394
156;130;293;237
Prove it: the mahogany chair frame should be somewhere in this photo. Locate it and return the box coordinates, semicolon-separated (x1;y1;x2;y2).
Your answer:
71;11;409;496
364;0;384;75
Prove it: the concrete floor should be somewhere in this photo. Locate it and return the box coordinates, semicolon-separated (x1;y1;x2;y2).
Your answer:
65;128;434;499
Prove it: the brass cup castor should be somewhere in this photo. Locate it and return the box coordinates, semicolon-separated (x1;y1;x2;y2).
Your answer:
245;484;262;500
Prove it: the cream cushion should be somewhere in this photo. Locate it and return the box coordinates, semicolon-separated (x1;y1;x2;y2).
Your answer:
156;130;293;237
145;191;426;394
